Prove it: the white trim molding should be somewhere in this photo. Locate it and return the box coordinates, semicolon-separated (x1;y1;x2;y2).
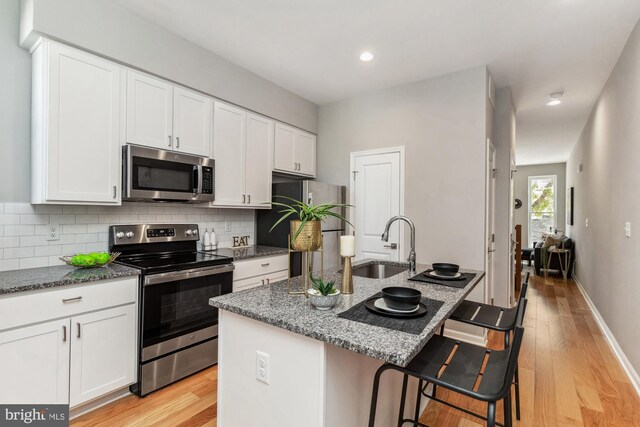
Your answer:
573;274;640;397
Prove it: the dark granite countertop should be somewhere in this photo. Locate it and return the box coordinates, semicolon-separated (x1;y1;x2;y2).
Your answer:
210;259;484;366
0;264;140;295
210;245;288;261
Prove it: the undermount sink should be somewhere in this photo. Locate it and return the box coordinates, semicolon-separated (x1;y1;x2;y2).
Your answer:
351;262;408;279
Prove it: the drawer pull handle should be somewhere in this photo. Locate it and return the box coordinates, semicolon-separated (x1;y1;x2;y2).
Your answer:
62;296;83;303
63;325;67;342
266;278;270;285
77;322;81;339
261;263;270;267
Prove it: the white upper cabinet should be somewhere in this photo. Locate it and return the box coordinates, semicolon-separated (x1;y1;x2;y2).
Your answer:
211;102;273;208
173;87;212;157
31;39;122;205
126;71;173;150
245;113;274;207
213;102;246;206
273;123;316;177
126;71;212;156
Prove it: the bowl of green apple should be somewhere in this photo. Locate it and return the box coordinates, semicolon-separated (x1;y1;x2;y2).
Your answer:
60;252;120;268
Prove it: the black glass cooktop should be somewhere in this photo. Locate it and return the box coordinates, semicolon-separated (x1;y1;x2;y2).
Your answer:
116;251;233;274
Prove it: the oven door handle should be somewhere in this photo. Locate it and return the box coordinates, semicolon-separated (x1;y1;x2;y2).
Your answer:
144;263;235;286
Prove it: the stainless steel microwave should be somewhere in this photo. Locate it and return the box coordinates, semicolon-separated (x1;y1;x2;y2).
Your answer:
123;145;214;203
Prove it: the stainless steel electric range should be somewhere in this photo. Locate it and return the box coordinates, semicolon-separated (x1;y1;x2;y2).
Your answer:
109;224;234;396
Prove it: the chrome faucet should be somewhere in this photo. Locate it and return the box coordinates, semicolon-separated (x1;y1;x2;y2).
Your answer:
381;215;417;275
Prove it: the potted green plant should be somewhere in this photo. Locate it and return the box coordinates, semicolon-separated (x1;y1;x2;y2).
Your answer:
307;272;340;310
269;196;352;251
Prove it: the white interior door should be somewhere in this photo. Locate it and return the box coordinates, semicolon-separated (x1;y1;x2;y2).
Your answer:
351;149;403;261
486;141;496;305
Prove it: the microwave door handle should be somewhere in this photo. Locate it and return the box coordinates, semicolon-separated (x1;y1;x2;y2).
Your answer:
194;165;204;196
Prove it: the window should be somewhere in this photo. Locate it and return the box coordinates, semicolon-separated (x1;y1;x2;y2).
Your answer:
528;175;556;245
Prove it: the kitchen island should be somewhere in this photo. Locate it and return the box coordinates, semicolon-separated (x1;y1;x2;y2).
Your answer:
209;260;484;427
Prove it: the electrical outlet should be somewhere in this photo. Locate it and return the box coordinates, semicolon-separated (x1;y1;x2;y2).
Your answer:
585;218;589;228
256;350;270;384
225;221;231;232
625;222;631;238
46;224;60;241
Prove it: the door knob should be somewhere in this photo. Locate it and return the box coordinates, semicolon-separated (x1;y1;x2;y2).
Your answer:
383;243;398;249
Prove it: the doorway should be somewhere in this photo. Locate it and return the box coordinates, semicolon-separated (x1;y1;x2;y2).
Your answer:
350;147;405;261
486;139;496;305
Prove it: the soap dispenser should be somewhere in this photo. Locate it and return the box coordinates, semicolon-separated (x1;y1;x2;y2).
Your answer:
203;228;211;251
210;227;218;250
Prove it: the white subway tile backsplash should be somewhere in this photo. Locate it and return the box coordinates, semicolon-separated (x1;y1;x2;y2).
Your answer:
35;205;63;214
35;245;62;257
0;259;20;272
20;235;48;247
20;214;50;225
75;233;99;244
0;214;21;225
62;224;88;234
4;247;35;259
4;203;34;214
75;215;100;224
20;257;49;269
4;225;35;236
0;202;255;271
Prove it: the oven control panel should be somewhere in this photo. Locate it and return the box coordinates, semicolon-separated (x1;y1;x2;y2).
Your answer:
146;228;176;238
109;224;200;246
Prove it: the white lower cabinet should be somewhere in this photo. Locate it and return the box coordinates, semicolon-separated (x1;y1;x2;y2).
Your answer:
69;304;137;406
0;319;70;404
232;255;288;292
0;277;138;407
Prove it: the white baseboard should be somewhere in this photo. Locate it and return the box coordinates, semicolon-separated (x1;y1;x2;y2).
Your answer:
442;326;487;347
573;274;640;397
69;386;132;419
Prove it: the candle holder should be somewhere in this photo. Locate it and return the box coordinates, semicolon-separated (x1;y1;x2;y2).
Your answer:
341;256;354;294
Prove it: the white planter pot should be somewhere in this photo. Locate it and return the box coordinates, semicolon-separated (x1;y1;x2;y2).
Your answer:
308;289;340;310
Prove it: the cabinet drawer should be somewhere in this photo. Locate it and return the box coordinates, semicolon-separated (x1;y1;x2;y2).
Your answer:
233;255;288;281
0;277;138;332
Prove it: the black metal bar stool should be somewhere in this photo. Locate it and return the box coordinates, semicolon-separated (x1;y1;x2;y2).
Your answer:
443;271;530;420
368;300;527;427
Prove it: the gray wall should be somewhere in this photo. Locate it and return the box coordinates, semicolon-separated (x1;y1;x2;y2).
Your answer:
566;17;640;375
317;65;488;278
20;0;317;133
0;0;31;202
514;163;566;248
492;87;516;306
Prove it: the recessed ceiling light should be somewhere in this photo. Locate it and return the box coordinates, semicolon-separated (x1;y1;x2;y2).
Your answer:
546;92;564;106
359;51;374;62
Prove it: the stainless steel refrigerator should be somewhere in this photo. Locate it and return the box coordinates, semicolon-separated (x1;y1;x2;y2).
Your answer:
256;181;347;277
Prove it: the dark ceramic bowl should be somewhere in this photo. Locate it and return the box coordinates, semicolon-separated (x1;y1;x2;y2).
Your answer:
381;286;422;311
432;263;460;275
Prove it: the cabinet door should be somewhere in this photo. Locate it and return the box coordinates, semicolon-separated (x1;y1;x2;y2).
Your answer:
264;270;288;285
45;42;121;204
233;275;266;293
69;304;136;407
0;319;70;404
213;102;246;206
294;131;316;177
173;87;212;157
245;113;273;208
273;123;296;173
126;70;174;150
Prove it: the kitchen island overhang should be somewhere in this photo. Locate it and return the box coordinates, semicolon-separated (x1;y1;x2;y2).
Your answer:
210;260;484;426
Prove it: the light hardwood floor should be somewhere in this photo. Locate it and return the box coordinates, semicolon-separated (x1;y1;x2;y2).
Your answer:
72;271;640;426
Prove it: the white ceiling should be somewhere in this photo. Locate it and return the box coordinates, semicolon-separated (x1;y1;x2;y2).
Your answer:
113;0;640;165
